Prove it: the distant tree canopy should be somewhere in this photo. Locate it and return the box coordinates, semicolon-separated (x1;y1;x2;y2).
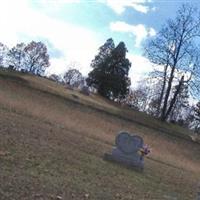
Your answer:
0;43;9;67
24;41;50;75
49;74;62;83
64;68;85;88
87;38;131;100
0;41;50;75
8;43;26;71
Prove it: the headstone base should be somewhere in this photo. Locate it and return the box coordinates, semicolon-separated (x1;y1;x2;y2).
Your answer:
104;147;144;171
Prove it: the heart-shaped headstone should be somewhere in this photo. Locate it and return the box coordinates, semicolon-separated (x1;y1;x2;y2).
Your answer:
115;132;143;154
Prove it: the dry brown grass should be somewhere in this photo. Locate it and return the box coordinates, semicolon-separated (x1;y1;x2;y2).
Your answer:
0;69;200;200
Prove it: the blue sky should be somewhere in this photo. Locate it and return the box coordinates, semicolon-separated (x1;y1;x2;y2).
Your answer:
0;0;200;85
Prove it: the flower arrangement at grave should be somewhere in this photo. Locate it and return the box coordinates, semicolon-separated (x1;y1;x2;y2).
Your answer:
139;144;151;157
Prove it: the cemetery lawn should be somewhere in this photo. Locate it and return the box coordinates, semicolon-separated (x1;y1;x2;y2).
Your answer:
0;69;200;200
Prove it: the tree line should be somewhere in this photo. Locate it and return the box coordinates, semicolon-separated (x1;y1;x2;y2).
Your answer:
0;4;200;134
0;41;49;75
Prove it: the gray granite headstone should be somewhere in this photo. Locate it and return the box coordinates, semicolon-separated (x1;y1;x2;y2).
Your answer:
104;131;144;170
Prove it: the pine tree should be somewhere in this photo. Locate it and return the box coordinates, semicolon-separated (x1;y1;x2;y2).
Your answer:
87;39;131;100
91;38;115;69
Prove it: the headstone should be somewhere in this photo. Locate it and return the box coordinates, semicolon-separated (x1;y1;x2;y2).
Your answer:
104;131;144;170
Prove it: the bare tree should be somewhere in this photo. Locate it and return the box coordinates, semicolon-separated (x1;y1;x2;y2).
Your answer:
145;4;200;121
0;42;9;67
64;68;85;88
121;89;145;110
185;102;200;134
121;82;152;112
49;74;62;83
168;84;190;123
7;43;26;71
24;41;50;75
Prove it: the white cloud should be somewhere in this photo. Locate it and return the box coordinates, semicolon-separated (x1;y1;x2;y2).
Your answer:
46;58;68;76
148;27;156;37
110;21;156;47
0;0;155;85
38;0;80;12
101;0;153;14
0;0;101;76
127;53;154;86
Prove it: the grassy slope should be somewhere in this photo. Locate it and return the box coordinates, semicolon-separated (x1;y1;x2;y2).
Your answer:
0;69;199;200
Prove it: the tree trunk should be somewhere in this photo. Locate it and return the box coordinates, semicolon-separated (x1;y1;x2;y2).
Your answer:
161;65;176;120
161;31;184;121
163;75;184;121
157;63;169;117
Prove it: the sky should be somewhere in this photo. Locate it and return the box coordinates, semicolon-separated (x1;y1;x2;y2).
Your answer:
0;0;200;86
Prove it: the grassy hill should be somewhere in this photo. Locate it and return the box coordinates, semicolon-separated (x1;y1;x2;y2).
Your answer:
0;68;199;200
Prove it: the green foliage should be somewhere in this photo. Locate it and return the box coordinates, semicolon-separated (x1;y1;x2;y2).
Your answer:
87;38;131;100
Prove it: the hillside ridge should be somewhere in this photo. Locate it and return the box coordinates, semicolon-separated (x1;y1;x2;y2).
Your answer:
0;69;200;200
